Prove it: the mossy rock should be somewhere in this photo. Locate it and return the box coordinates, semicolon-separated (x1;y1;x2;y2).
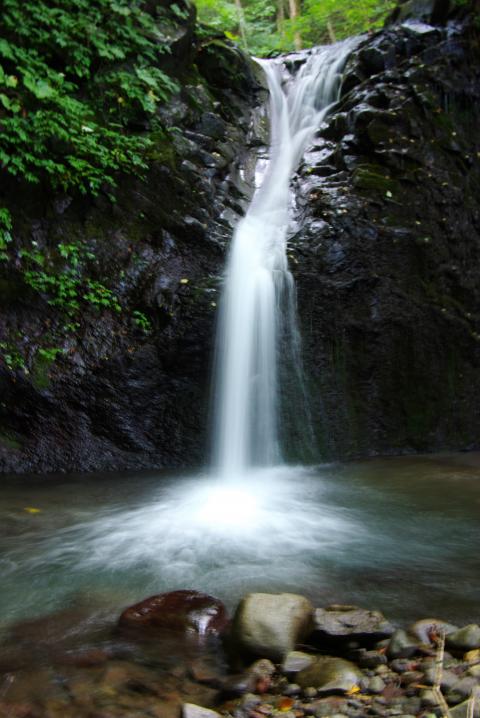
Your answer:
352;164;400;195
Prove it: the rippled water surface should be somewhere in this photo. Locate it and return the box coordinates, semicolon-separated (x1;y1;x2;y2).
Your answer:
1;452;479;636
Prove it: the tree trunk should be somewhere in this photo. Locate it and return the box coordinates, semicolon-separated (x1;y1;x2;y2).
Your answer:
287;0;302;50
234;0;248;50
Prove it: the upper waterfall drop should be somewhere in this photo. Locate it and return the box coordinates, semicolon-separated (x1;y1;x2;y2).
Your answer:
212;40;357;478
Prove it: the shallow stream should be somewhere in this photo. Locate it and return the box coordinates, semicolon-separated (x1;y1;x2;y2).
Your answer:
1;451;479;641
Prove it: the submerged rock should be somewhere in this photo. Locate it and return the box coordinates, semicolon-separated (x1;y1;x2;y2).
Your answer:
231;593;313;660
118;590;228;636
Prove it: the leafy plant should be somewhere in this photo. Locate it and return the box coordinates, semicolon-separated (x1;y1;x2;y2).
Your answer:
20;240;121;315
132;310;152;332
0;0;180;195
194;0;397;55
0;208;13;261
0;341;26;371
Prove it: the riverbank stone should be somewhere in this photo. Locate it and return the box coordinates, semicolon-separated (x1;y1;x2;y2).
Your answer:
183;704;221;718
447;625;480;652
231;593;313;660
408;618;458;644
296;656;364;693
118;590;228;636
387;629;422;658
311;605;395;647
282;651;315;674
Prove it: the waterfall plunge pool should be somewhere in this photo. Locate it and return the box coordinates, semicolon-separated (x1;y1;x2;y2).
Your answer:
1;451;479;643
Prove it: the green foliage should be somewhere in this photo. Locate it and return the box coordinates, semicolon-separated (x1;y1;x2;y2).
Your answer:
38;347;63;362
295;0;396;46
0;0;179;194
0;207;13;260
132;310;152;332
20;240;121;315
194;0;396;55
0;341;25;371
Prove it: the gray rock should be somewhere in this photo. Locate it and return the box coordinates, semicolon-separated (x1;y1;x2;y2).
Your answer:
313;605;395;645
450;677;479;700
232;593;313;660
368;676;386;693
296;656;364;693
282;651;315;674
183;704;220;718
247;658;275;678
408;618;458;644
450;698;480;718
303;686;318;699
388;630;421;658
423;666;459;691
420;688;438;707
447;625;480;652
284;683;301;695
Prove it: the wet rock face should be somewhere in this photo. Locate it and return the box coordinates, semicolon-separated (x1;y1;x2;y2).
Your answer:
119;591;229;636
287;12;480;461
0;25;264;473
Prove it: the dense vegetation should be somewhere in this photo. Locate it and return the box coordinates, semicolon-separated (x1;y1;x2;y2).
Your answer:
0;0;182;342
194;0;397;55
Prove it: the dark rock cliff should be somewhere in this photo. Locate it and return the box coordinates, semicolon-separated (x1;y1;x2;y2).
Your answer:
0;7;265;473
1;1;479;473
289;3;480;459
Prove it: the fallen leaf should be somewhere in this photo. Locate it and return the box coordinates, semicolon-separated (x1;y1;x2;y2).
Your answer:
278;697;294;711
24;507;41;514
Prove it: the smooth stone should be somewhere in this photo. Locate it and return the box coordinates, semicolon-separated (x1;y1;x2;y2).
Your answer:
312;605;394;646
450;698;480;718
284;683;301;695
356;649;388;668
420;689;438;707
447;625;480;651
423;666;459;691
409;618;458;644
296;656;364;693
248;659;276;678
232;593;313;660
119;590;228;635
467;664;480;677
450;677;479;699
388;630;421;658
183;705;220;718
304;686;318;698
369;676;386;693
282;651;315;674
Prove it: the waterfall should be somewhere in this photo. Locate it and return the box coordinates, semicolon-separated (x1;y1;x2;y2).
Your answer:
212;41;356;478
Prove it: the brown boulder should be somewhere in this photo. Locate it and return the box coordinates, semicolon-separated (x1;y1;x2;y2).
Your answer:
118;590;228;636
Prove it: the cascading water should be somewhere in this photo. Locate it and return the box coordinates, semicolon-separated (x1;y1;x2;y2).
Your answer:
213;40;357;478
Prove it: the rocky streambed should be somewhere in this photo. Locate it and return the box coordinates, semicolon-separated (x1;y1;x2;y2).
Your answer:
1;590;480;718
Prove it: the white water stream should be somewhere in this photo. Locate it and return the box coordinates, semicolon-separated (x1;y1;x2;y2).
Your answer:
213;41;357;477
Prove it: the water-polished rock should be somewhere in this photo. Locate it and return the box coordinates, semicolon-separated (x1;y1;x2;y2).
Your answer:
409;618;458;644
446;625;480;652
282;650;315;674
312;604;395;645
183;704;220;718
232;593;313;660
118;590;228;636
296;656;364;693
387;629;422;658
